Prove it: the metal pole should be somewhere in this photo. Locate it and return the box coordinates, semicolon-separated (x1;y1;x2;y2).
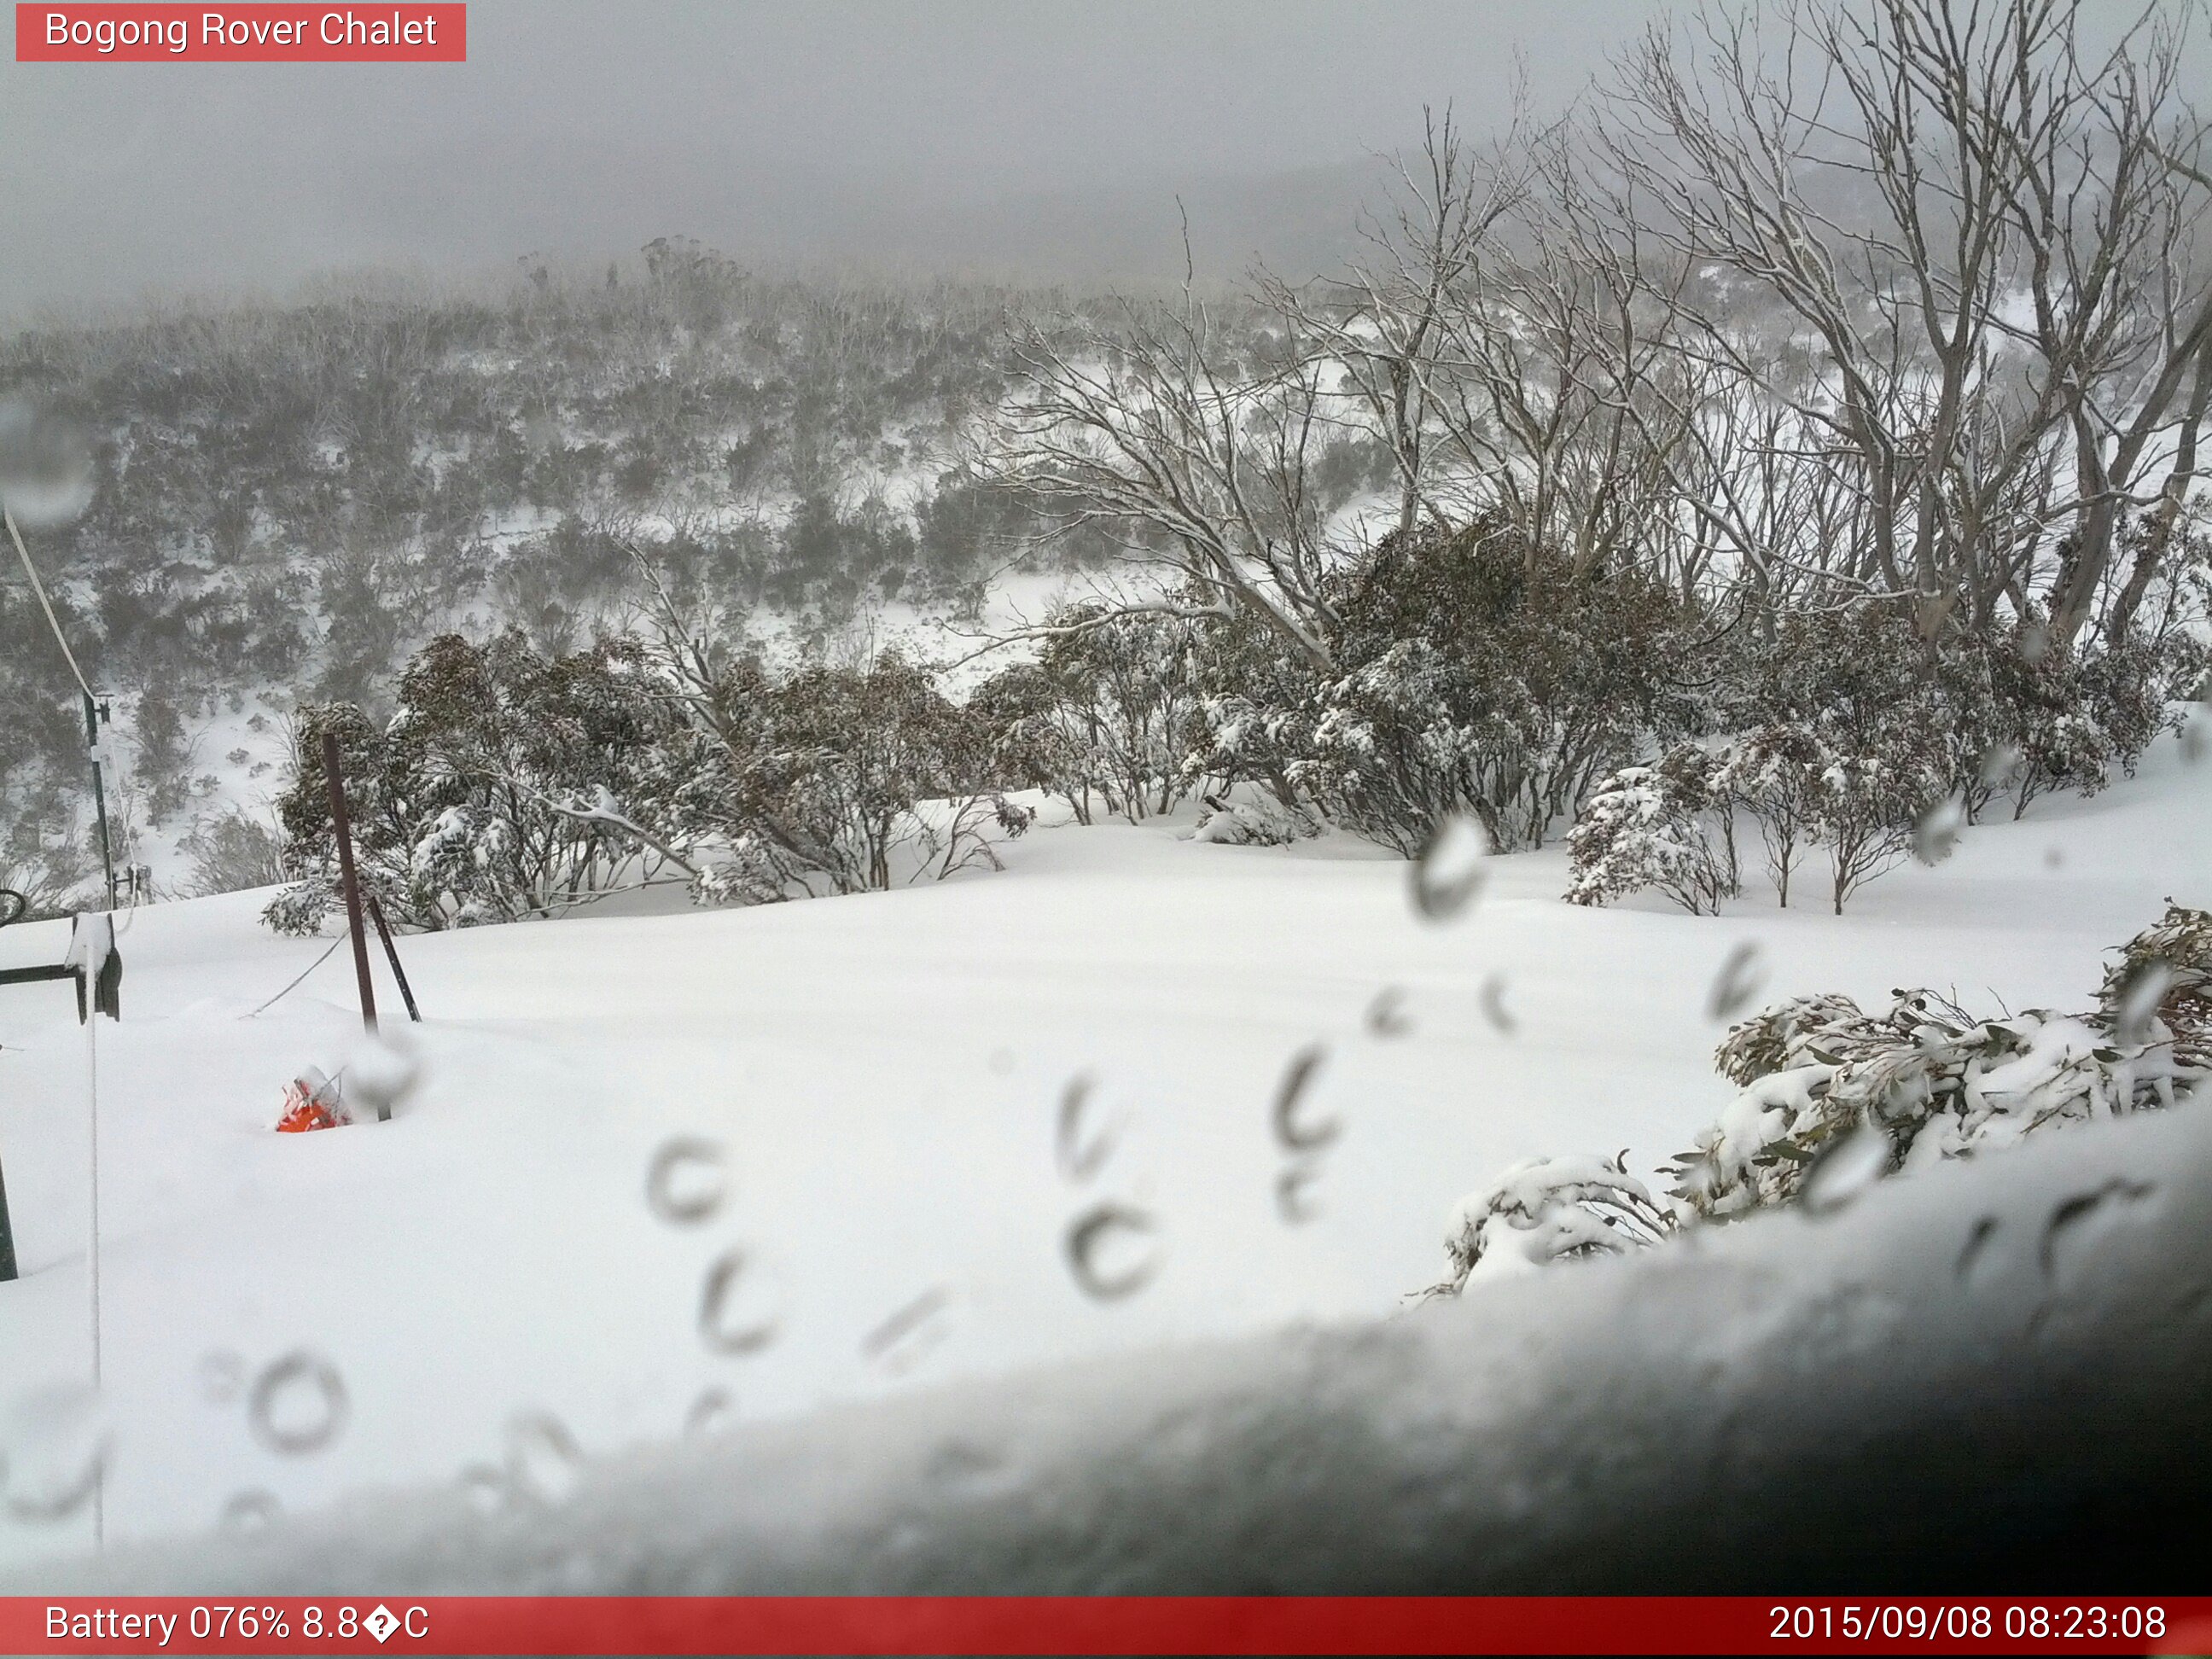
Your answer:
365;894;422;1023
86;1003;102;1550
320;730;380;1047
83;693;116;911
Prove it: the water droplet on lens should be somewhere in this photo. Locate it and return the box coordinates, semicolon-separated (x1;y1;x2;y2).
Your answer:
1977;742;2023;788
1;1384;109;1524
862;1287;952;1375
504;1412;585;1505
220;1489;280;1535
197;1349;247;1406
645;1137;727;1225
349;1030;422;1118
925;1436;1017;1497
1912;795;1965;864
1272;1044;1338;1150
1706;941;1767;1022
1410;815;1489;922
2019;622;2052;664
2183;709;2208;765
698;1248;782;1354
2115;961;2174;1046
1277;1161;1324;1225
458;1462;509;1514
1802;1124;1890;1214
1955;1216;2003;1284
684;1388;734;1437
1365;987;1412;1037
1479;972;1517;1037
248;1352;348;1455
0;398;96;528
1055;1073;1115;1185
2041;1179;2157;1286
1064;1202;1161;1301
2044;845;2064;870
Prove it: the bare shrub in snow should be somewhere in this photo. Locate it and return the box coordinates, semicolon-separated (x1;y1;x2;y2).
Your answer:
969;602;1204;824
178;806;288;896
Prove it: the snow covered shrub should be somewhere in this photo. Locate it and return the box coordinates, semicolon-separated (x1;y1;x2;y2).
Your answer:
968;603;1204;824
1291;515;1701;854
1188;790;1320;847
1416;1155;1677;1298
1182;603;1330;819
1726;606;1950;911
968;661;1096;823
265;631;690;934
1564;743;1739;913
1423;908;2211;1292
1928;617;2198;823
1669;905;2212;1220
1719;724;1825;907
667;651;1029;900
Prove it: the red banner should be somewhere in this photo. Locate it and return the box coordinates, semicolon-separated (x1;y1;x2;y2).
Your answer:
2;1596;2209;1655
15;4;464;61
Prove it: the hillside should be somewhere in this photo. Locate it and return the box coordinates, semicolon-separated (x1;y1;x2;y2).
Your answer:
0;725;2204;1568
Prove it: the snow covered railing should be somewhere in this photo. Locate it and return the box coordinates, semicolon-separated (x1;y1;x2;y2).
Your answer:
20;1091;2211;1594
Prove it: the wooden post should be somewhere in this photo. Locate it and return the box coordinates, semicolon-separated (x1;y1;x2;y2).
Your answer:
365;894;422;1023
320;730;381;1054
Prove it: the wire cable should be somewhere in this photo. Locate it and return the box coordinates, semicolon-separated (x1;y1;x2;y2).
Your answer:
3;502;96;703
242;936;346;1018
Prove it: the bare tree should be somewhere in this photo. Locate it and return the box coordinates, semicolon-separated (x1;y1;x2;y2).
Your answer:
1257;104;1535;538
1603;0;2212;643
981;288;1342;672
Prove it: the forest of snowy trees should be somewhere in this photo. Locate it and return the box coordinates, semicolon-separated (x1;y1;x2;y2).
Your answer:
2;0;2207;935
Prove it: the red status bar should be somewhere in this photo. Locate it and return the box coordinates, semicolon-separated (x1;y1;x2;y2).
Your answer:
6;1596;2210;1655
16;5;465;61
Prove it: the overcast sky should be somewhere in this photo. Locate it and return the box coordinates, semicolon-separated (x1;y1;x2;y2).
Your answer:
0;0;2185;319
0;1;1685;317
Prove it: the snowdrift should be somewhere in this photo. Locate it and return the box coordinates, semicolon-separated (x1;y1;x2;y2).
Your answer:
21;1074;2209;1594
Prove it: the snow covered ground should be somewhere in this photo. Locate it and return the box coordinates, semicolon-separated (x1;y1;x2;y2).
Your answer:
0;728;2205;1571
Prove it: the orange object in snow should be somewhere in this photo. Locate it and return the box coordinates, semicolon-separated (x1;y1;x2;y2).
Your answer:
275;1067;351;1133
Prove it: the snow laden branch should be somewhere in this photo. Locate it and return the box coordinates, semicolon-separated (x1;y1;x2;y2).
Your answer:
1423;904;2212;1295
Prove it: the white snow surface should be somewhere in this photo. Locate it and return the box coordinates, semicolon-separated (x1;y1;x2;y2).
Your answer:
0;732;2206;1569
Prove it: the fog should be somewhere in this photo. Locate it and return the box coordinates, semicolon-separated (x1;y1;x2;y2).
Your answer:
1;0;2187;318
0;0;1674;317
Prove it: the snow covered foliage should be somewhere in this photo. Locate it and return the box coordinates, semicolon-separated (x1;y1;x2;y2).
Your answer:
1564;745;1738;914
1673;904;2212;1219
265;632;689;933
1420;1155;1677;1295
669;651;1030;902
1188;791;1320;847
1564;602;2202;915
968;603;1204;825
1429;907;2212;1287
260;620;1045;934
1199;515;1701;856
